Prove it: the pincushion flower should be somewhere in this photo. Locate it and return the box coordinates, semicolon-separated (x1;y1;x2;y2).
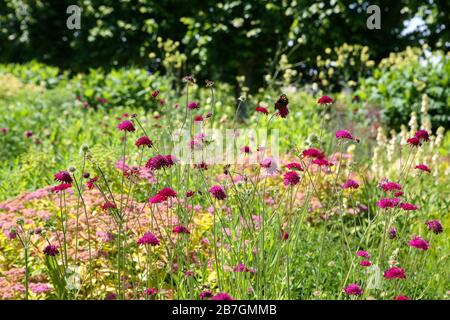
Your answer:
43;245;59;256
241;146;251;154
255;106;269;114
277;106;289;118
344;284;363;296
209;185;227;200
426;220;443;234
408;236;429;250
135;136;153;148
399;203;418;211
101;201;116;211
342;179;359;189
407;137;420;146
389;227;397;239
286;162;303;171
302;148;325;159
200;291;214;299
356;250;370;258
318;95;333;105
51;183;72;193
86;176;98;189
187;101;200;110
117;120;135;132
137;232;160;246
173;225;190;234
281;230;289;241
194;115;203;122
151;90;159;98
54;171;73;184
376;197;399;209
394;295;410;300
157;187;177;199
380;181;402;192
212;292;234;300
415;129;429;141
384;267;406;279
145;288;158;296
335;130;354;140
284;171;300;186
360;260;372;267
274;94;289;110
415;164;430;173
313;158;333;167
149;194;166;204
146;155;175;170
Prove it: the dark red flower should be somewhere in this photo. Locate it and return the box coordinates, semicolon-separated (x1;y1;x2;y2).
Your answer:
255;106;269;115
209;185;226;200
187;101;200;110
101;201;116;211
51;183;72;193
284;171;300;186
407;137;420;147
414;130;429;141
285;162;303;171
318;95;333;105
135;136;153;148
302;148;325;159
43;244;59;256
274;94;289;110
415;164;430;173
137;232;160;246
117;120;135;132
172;225;190;234
86;176;98;189
277;106;289;118
54;170;73;184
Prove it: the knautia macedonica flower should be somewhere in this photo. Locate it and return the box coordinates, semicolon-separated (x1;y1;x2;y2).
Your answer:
255;106;269;114
407;137;420;147
360;260;372;267
43;244;59;256
149;195;166;204
241;146;251;154
281;229;289;241
302;148;325;159
414;129;429;142
335;130;354;140
313;158;334;167
274;94;289;110
86;176;99;189
233;263;249;273
384;267;406;279
51;183;72;193
212;292;234;300
117;120;135;132
286;162;303;171
135;136;153;148
145;288;158;296
277;106;289;118
399;203;418;211
101;201;116;211
284;171;300;186
344;284;363;296
415;164;431;173
342;179;359;190
54;170;73;184
356;250;370;258
426;220;443;234
151;90;159;98
318;95;333;105
137;232;160;246
408;236;429;250
209;185;227;200
157;187;177;199
379;180;402;192
200;291;214;299
187;101;200;110
376;197;399;209
146;155;174;170
394;295;410;300
172;225;190;234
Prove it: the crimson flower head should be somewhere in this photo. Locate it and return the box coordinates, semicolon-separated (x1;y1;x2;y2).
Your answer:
145;288;158;296
318;95;333;105
86;176;98;189
209;185;227;200
384;267;406;279
302;148;325;159
342;179;359;190
194;115;203;122
135;136;153;148
146;155;172;170
52;183;72;193
117;120;135;132
415;164;430;173
54;170;73;184
158;187;177;199
360;260;372;267
274;94;289;110
200;291;214;300
399;203;418;211
187;101;200;110
212;292;234;300
356;250;370;258
408;236;429;250
376;197;399;209
241;146;251;154
281;229;289;241
284;171;300;186
344;284;363;296
101;201;116;211
414;129;429;141
335;130;354;140
426;220;443;234
151;90;159;98
149;194;166;204
286;162;303;171
277;106;289;118
173;225;190;234
43;244;59;256
255;106;269;115
407;137;420;147
379;180;402;192
137;232;160;246
313;158;334;167
394;295;410;300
